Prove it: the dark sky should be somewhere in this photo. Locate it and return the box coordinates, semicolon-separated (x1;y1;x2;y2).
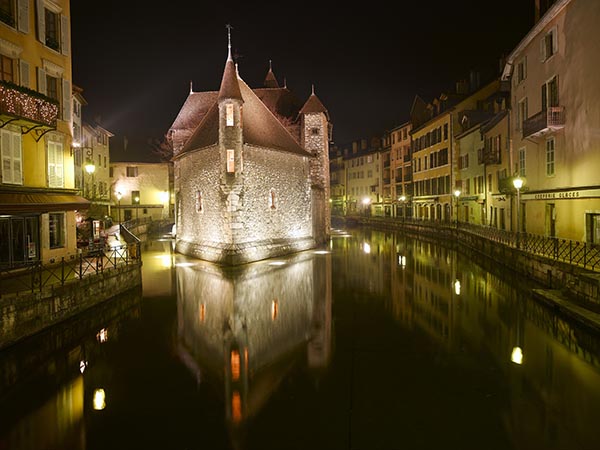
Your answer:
71;1;535;150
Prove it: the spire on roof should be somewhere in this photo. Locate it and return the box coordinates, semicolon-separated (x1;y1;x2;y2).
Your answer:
264;60;280;88
300;87;329;118
189;80;193;94
226;24;233;61
218;25;242;102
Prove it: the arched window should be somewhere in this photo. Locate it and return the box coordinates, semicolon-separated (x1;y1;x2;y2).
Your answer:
226;103;234;126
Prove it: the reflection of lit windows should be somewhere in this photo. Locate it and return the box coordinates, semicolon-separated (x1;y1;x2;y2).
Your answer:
231;391;242;422
231;350;240;381
96;328;108;343
271;299;278;320
226;103;234;126
227;149;235;173
199;303;205;322
511;347;523;365
363;242;371;254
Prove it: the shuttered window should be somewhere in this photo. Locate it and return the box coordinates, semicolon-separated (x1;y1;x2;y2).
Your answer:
1;128;22;185
47;140;64;187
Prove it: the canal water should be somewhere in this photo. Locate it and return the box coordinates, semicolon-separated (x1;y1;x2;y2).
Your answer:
1;227;600;450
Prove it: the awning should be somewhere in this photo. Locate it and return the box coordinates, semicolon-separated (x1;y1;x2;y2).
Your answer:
0;192;90;214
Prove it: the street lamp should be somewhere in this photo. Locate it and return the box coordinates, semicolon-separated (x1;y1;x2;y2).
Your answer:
84;161;95;199
362;197;371;217
134;195;140;221
399;195;406;224
454;189;461;230
513;176;524;248
116;191;122;224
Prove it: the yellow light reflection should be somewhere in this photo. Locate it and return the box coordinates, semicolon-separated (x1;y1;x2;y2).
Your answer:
156;254;172;268
511;347;524;365
272;299;279;320
398;255;406;267
268;261;286;266
454;280;461;296
93;389;106;410
79;360;87;374
314;250;330;255
363;242;371;254
199;303;206;323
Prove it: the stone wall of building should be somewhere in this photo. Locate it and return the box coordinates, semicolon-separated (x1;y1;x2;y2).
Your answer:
175;144;316;264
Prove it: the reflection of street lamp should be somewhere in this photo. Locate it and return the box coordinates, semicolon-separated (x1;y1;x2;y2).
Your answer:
454;189;461;230
513;176;524;248
116;191;122;224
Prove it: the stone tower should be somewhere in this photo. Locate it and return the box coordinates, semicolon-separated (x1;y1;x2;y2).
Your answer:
300;87;331;244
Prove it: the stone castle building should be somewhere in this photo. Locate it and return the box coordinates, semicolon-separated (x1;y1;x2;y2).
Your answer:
168;38;331;264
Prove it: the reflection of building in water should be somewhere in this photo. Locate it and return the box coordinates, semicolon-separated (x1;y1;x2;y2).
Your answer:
175;250;332;440
141;238;176;298
0;288;142;450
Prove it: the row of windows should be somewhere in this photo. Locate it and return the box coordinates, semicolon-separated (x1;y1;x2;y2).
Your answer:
414;175;451;197
412;124;449;153
412;148;448;173
349;154;376;167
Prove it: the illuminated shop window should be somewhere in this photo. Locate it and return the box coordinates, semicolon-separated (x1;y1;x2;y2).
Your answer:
226;103;234;126
227;149;235;173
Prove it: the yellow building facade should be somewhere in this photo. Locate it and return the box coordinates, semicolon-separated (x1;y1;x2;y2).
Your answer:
503;0;600;242
0;0;85;268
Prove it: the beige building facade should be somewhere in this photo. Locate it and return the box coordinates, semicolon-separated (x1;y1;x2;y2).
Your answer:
503;0;600;242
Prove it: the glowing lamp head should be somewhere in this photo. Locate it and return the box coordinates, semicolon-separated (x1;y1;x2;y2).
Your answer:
84;162;96;174
362;197;371;205
116;191;122;201
454;189;461;198
399;195;406;202
513;177;524;190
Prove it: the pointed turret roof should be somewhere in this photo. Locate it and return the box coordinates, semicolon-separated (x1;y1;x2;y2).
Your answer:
264;60;280;88
218;26;243;101
299;87;329;119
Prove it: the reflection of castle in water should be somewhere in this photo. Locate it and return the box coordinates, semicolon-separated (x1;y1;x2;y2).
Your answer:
174;250;332;435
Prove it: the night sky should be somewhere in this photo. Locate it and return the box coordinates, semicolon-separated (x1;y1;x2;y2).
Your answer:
71;1;535;157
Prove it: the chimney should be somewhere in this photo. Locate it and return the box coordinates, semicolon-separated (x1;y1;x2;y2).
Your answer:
456;80;469;95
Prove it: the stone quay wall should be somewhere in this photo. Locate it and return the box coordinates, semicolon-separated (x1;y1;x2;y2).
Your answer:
0;264;142;351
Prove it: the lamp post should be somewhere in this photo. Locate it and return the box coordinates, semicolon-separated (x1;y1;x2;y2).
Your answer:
399;195;406;225
84;161;95;199
513;176;524;248
134;195;140;221
454;189;461;231
116;191;122;224
362;197;371;217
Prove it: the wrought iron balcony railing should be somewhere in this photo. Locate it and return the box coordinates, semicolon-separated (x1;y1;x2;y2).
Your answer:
522;106;565;139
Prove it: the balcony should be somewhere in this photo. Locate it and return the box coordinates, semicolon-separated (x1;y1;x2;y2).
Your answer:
0;81;58;140
522;106;565;139
477;146;501;165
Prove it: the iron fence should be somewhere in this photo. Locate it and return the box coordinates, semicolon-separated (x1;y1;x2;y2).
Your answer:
0;242;141;296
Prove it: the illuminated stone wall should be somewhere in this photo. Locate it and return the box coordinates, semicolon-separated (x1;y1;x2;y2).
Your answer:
175;144;315;264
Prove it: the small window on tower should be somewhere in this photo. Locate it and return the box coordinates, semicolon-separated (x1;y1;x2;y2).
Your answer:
196;191;203;213
227;149;235;173
269;189;276;209
311;127;320;135
226;104;234;126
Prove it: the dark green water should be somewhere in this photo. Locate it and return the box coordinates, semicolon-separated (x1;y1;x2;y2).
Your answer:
1;228;599;450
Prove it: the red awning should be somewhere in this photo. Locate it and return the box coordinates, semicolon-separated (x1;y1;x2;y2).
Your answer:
0;192;90;214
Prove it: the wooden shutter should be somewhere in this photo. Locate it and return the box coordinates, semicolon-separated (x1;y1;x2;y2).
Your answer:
47;141;56;187
12;132;22;184
36;0;45;44
1;130;12;184
19;60;29;88
60;14;69;56
17;0;29;34
62;78;71;122
37;67;46;95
